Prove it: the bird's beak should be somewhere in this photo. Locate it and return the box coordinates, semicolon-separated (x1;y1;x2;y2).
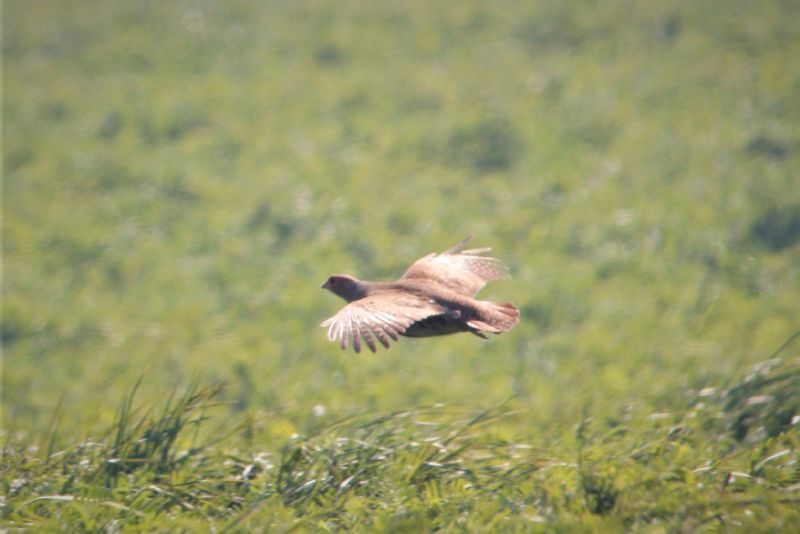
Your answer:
321;280;330;290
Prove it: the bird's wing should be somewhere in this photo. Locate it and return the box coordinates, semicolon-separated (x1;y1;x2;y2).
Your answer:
400;235;509;297
320;292;445;353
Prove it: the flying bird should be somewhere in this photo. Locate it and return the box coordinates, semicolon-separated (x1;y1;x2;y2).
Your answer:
320;236;519;353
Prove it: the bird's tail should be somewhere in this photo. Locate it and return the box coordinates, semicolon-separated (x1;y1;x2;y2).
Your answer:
466;301;520;334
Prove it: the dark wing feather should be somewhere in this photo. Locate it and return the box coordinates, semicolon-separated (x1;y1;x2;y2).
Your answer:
401;236;509;297
320;292;444;353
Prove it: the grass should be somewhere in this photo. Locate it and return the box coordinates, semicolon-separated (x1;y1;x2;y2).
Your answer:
3;0;800;530
3;355;800;531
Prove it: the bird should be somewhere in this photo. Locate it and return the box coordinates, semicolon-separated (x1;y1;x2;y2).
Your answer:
320;236;519;353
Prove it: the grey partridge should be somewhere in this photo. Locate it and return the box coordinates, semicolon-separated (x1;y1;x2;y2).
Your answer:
320;236;519;353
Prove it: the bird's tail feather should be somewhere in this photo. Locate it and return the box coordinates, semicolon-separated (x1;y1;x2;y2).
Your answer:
467;301;520;334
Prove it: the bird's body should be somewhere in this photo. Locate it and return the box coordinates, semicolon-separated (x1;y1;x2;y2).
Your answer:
320;236;519;353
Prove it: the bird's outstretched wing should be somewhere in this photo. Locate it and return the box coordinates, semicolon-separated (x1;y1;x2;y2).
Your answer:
320;292;444;353
401;236;509;297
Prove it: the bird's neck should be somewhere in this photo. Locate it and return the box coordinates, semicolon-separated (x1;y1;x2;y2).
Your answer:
338;280;393;302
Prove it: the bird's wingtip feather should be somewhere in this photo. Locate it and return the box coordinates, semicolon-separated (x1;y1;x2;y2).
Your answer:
443;235;475;254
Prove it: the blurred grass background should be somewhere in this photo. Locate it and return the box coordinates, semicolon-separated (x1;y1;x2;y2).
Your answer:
3;0;800;530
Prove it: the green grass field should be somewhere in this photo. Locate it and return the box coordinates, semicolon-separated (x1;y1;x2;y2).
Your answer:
3;0;800;531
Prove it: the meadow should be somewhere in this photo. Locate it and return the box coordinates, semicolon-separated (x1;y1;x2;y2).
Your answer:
3;0;800;531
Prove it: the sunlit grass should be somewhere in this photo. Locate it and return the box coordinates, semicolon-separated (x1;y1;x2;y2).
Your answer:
3;354;799;531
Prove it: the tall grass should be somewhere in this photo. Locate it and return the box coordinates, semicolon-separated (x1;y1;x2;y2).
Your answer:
3;352;798;531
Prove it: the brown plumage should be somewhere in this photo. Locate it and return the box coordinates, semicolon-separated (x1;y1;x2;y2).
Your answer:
320;236;519;353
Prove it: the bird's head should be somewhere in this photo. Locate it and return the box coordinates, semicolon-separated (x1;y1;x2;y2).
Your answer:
321;274;366;302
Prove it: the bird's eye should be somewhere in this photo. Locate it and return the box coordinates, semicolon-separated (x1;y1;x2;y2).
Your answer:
328;277;335;285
